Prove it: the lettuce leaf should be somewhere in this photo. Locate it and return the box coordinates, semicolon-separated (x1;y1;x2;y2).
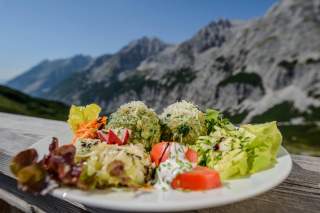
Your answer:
241;121;282;173
194;121;282;179
67;104;101;132
211;149;248;179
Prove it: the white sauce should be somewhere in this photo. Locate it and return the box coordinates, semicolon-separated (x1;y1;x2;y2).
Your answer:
154;143;194;190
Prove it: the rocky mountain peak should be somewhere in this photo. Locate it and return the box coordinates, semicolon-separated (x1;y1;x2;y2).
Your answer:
182;19;233;53
90;37;167;72
119;36;169;56
70;54;92;61
57;36;170;87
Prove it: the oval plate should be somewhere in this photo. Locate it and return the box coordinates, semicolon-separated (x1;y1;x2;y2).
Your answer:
31;131;292;212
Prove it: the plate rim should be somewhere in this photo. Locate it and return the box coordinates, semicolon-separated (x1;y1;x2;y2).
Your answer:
31;135;292;212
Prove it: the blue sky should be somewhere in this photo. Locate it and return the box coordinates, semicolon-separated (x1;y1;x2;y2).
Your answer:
0;0;277;80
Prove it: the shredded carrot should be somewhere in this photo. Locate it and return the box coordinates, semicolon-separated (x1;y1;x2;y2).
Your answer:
71;116;107;144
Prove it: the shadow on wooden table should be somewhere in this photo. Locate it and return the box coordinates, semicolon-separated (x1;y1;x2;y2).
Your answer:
0;199;23;213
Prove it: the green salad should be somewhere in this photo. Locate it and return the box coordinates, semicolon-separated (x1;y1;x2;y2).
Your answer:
193;109;282;179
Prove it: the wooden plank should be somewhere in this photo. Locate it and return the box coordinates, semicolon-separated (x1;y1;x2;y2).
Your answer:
0;112;68;156
0;189;44;213
293;155;320;172
0;199;23;213
198;160;320;213
0;112;68;135
0;175;88;213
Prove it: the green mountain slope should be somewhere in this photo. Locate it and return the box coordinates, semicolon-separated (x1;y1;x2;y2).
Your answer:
0;85;69;120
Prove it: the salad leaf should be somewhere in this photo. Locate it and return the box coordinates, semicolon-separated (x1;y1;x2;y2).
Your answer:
10;149;38;176
212;149;248;179
194;120;282;179
205;108;234;134
10;138;82;194
67;104;101;132
241;121;282;173
16;163;47;194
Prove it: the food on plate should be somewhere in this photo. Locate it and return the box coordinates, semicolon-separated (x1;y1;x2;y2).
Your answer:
10;100;282;195
75;138;101;158
68;104;107;144
97;128;130;145
80;143;152;189
160;101;207;145
153;142;196;190
10;149;38;176
151;141;220;191
106;101;161;150
150;142;197;166
67;103;102;132
10;138;82;194
150;142;171;166
10;149;47;193
74;128;131;159
194;109;282;179
11;137;151;193
171;166;221;191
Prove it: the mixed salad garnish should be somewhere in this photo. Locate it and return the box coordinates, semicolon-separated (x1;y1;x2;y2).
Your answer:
10;101;282;194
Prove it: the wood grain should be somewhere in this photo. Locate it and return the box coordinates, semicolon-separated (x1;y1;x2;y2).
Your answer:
0;112;319;213
199;160;320;213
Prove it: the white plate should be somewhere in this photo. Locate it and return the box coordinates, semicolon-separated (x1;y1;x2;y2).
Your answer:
31;132;292;212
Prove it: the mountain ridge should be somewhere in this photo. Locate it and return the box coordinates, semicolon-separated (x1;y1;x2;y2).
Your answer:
6;54;93;97
6;0;320;125
46;36;170;106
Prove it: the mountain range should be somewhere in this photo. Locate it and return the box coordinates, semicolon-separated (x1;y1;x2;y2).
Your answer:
6;0;320;125
7;54;93;97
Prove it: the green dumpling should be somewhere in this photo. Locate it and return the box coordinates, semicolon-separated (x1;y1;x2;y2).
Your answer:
106;101;161;150
160;100;207;145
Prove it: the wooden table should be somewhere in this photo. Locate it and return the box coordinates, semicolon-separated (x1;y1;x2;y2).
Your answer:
0;112;319;213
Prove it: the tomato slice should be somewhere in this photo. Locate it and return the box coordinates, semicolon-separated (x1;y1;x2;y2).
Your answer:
171;166;221;191
185;148;198;163
150;142;171;166
151;142;199;166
